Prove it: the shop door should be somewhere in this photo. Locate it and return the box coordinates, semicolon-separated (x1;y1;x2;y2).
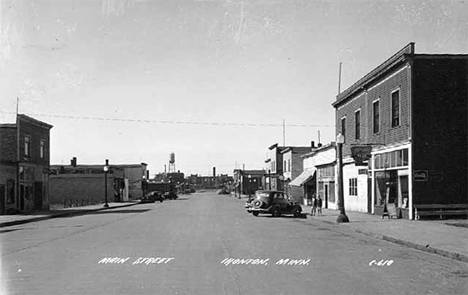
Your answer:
0;184;5;215
34;182;43;210
324;184;329;209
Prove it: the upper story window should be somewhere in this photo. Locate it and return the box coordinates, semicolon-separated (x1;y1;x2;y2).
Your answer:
287;159;291;172
341;117;346;140
24;135;31;157
271;161;276;173
283;160;286;172
391;89;400;127
40;140;46;159
355;110;361;140
373;100;380;134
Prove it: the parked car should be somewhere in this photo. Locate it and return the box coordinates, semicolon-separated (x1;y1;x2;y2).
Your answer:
246;190;302;217
163;191;178;200
141;191;164;203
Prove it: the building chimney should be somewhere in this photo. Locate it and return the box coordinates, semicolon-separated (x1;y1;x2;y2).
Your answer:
311;141;315;148
213;167;216;177
71;157;77;167
318;143;323;148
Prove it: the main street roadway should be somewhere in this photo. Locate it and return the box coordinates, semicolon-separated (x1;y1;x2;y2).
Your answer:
1;191;467;295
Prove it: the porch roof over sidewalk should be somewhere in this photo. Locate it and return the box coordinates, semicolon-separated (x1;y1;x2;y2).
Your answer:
289;169;316;186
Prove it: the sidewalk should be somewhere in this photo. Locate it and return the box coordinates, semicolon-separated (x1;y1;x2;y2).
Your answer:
233;193;468;263
0;201;140;228
300;205;468;263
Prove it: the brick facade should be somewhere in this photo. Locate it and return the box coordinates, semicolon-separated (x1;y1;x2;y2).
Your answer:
333;43;468;219
0;115;53;214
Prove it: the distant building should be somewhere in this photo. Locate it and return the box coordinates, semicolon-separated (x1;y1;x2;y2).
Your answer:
332;42;468;219
233;169;265;195
0;114;53;214
281;145;316;203
49;161;147;206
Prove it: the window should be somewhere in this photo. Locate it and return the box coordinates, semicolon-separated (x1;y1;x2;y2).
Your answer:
355;110;361;140
272;161;276;173
283;160;286;172
40;140;45;159
24;135;31;156
287;159;291;172
373;100;380;133
341;117;346;139
349;178;358;196
391;90;400;127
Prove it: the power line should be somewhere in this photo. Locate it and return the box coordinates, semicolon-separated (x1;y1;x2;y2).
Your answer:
0;111;335;127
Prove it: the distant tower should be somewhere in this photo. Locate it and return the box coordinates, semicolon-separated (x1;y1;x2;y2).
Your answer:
168;152;176;173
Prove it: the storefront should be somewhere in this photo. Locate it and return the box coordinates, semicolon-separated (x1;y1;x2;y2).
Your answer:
371;146;410;218
316;163;336;210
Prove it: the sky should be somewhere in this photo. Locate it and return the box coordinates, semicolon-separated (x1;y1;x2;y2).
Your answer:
1;0;467;176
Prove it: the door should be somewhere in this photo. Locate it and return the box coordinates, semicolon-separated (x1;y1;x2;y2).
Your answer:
324;184;329;209
34;182;43;210
0;184;5;215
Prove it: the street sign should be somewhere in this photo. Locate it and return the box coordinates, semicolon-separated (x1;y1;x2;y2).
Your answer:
413;170;428;181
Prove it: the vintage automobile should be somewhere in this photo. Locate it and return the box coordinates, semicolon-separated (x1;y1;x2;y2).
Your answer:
246;190;302;217
140;191;164;203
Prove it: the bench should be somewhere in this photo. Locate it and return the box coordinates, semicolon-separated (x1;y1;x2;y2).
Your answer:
414;204;468;220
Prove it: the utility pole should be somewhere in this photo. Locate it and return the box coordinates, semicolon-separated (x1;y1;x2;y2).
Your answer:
283;119;286;146
338;62;343;95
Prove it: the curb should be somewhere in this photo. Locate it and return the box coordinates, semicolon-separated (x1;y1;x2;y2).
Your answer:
0;202;140;228
308;214;468;264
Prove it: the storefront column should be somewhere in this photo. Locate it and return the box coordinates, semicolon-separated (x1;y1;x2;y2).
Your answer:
371;154;375;215
408;145;413;219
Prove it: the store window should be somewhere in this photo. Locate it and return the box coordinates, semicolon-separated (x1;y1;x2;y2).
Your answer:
7;179;15;204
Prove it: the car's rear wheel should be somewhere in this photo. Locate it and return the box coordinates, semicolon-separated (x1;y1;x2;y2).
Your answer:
272;207;281;217
252;211;259;216
293;207;301;218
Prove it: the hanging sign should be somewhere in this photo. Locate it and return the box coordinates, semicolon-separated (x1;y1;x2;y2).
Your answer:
351;145;372;166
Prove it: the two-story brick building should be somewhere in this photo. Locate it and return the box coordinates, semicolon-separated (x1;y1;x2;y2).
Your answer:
0;114;53;214
332;43;467;219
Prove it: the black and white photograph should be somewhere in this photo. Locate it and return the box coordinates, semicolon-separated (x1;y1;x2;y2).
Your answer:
1;0;467;294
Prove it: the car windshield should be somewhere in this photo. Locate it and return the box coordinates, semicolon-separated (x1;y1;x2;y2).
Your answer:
255;192;270;199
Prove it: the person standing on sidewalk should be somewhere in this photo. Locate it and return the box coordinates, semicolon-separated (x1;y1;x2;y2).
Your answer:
311;196;317;216
317;196;323;216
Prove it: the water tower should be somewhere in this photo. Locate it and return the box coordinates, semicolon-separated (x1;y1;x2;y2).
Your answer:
168;152;176;173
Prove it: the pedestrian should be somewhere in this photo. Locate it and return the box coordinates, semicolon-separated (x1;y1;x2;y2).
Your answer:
317;196;323;216
311;196;317;216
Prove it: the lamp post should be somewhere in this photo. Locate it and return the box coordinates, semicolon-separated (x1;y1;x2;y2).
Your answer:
103;159;109;208
336;133;349;223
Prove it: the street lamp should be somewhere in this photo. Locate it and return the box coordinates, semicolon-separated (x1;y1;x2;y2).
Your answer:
103;159;109;208
336;133;349;223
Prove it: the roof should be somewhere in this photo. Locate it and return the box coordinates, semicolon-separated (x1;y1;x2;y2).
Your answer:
289;169;316;186
332;42;415;108
280;146;313;154
50;164;147;169
302;142;336;158
18;114;53;129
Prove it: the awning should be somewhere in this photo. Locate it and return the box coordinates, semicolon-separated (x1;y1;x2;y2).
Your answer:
289;169;316;186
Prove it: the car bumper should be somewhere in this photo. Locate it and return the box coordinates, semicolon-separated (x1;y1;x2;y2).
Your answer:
247;208;270;213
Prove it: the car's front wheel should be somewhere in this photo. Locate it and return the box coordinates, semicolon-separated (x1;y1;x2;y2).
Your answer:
252;211;259;216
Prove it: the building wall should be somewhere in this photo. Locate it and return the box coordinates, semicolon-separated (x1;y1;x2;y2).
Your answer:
412;57;468;205
49;174;115;207
343;164;369;213
0;127;17;162
335;64;411;157
0;164;17;214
